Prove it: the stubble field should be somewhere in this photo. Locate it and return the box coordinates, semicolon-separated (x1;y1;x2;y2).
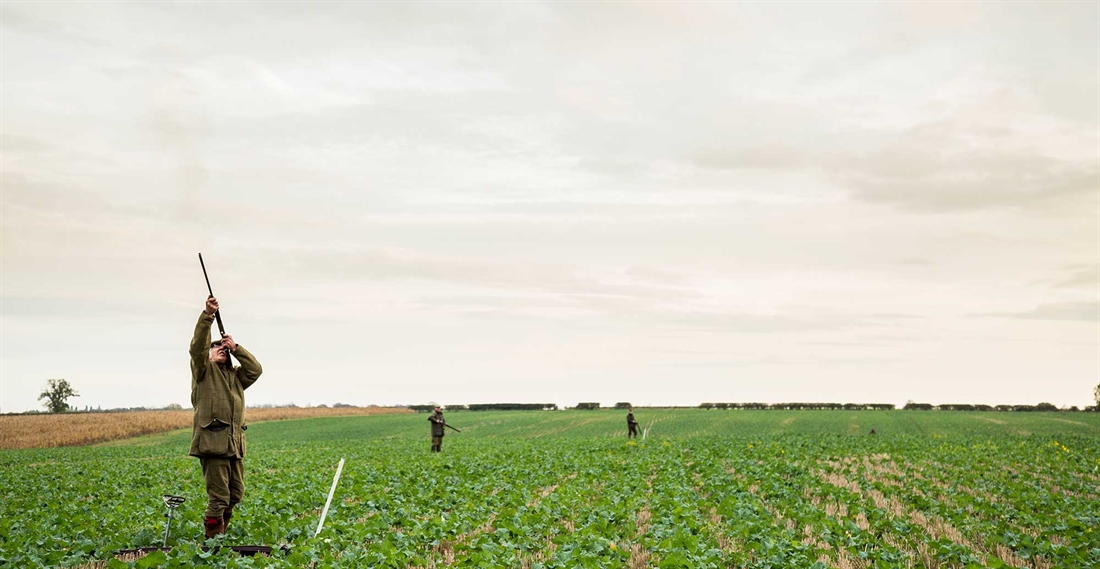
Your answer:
0;406;411;449
1;409;1098;568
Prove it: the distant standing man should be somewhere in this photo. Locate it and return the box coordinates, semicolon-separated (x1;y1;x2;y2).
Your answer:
627;407;639;439
428;406;446;452
189;296;263;539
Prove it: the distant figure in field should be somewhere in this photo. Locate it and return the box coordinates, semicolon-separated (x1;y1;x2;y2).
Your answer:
428;406;446;452
627;407;639;439
190;296;263;539
870;427;877;436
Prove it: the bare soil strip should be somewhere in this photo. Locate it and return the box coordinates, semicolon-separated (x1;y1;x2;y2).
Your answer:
819;454;1055;569
723;460;851;566
627;470;657;569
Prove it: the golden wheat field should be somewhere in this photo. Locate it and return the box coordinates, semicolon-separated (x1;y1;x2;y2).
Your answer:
0;406;411;450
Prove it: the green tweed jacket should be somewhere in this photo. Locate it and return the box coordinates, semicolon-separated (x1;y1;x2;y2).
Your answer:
189;312;262;458
429;410;446;437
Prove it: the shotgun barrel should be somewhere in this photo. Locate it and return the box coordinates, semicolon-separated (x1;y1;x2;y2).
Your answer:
198;253;226;337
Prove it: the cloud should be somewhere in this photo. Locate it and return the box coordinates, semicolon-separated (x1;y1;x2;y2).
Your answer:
0;296;167;322
827;126;1100;212
691;144;811;172
973;302;1100;322
1052;265;1100;290
413;286;920;336
265;246;700;302
0;4;104;47
0;133;55;155
683;105;1099;213
658;310;865;334
624;266;689;285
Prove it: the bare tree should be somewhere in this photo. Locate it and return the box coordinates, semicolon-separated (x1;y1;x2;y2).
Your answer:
39;379;79;413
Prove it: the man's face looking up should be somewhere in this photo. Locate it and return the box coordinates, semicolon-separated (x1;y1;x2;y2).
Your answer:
210;341;229;364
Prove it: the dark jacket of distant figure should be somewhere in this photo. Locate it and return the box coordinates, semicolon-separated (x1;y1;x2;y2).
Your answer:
189;311;263;458
429;410;446;437
627;412;637;426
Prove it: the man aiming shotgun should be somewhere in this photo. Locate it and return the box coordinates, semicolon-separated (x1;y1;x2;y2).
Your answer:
190;255;263;539
428;405;459;452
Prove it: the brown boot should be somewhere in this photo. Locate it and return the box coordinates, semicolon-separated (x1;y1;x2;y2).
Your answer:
222;509;233;534
204;516;223;539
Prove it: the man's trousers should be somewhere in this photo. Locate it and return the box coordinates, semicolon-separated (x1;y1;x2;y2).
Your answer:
200;456;244;519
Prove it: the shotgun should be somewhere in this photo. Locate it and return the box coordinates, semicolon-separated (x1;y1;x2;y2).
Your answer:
198;253;226;338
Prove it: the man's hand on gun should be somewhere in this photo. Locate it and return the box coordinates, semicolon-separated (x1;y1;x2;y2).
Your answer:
205;296;232;347
205;296;220;317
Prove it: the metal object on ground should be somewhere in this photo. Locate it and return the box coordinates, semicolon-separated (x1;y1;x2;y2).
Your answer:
115;545;289;558
315;457;345;537
161;494;185;546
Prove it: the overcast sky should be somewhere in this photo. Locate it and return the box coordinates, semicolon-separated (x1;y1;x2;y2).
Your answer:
2;2;1097;413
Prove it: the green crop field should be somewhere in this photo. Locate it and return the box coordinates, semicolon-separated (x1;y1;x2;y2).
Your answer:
2;410;1098;568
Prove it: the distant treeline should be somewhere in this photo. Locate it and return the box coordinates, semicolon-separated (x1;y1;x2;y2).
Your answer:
3;402;379;416
901;402;1098;412
404;402;1099;413
699;402;895;410
697;402;1098;412
409;403;559;412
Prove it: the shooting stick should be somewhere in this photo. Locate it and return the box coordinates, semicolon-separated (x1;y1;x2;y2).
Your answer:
198;253;226;337
161;494;185;546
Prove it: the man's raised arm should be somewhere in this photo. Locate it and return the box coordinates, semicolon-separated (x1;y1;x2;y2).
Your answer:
233;344;263;390
190;298;218;381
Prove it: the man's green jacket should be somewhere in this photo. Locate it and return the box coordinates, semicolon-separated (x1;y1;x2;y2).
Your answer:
189;311;262;458
429;411;446;437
